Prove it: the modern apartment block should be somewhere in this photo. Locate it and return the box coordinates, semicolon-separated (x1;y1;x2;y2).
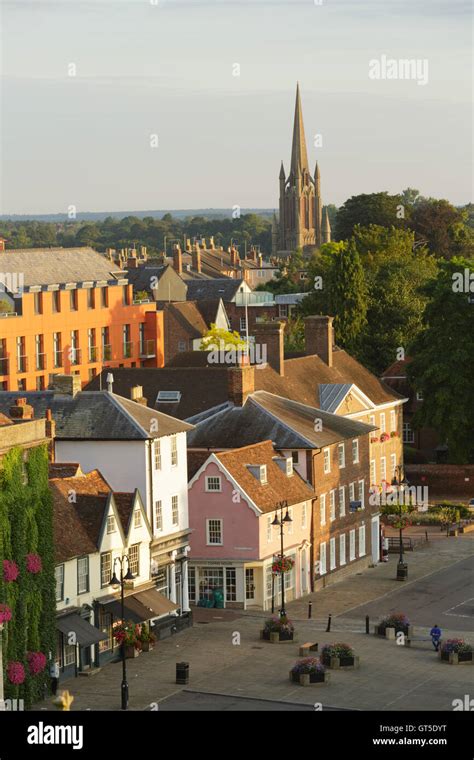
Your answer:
0;246;164;391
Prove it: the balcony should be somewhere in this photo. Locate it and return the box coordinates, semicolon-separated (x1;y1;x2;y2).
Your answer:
53;350;63;368
88;345;99;363
16;355;28;374
70;348;82;366
0;357;8;376
123;341;133;359
139;339;156;359
35;353;47;371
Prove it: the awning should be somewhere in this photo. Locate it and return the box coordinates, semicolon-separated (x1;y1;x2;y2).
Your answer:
134;589;179;617
56;613;108;646
100;589;178;621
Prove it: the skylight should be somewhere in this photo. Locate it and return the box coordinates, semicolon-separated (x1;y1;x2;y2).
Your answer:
156;391;181;403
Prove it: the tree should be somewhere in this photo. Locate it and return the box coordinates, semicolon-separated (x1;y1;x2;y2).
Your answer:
407;257;474;464
327;241;368;352
284;315;305;353
334;192;405;241
200;324;247;351
408;199;471;259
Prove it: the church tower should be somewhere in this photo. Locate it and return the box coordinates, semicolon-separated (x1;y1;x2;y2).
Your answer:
277;84;330;253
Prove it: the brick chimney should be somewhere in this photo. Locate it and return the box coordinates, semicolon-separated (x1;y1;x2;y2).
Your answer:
257;253;263;268
192;244;202;273
230;247;239;267
227;362;255;407
209;236;215;250
253;321;285;376
172;244;183;275
185;238;192;252
127;257;138;269
45;407;56;440
50;373;82;397
250;246;258;263
304;315;333;367
130;385;148;406
9;397;34;420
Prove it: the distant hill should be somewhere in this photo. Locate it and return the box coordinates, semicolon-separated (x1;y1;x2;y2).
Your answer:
0;209;276;222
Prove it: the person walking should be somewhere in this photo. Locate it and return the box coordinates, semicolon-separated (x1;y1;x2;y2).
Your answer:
49;659;60;696
430;624;442;652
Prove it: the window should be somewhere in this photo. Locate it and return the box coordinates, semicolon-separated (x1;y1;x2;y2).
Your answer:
171;495;179;526
349;530;356;561
358;525;366;557
358;480;365;509
329;490;336;521
155;500;163;532
416;391;423;401
338;443;345;468
403;422;414;444
352;439;359;464
339;486;346;517
199;567;223;602
349;482;355;503
370;459;376;486
320;494;326;526
259;465;267;484
171;436;178;467
155;567;168;597
36;376;45;390
101;287;108;308
239;317;247;332
390;454;397;479
323;448;330;474
226;568;236;602
98;608;113;653
284;559;294;590
319;542;327;575
101;552;112;587
301;502;307;530
278;304;288;317
128;544;140;576
369;414;375;428
245;568;255;600
34;291;43;315
122;324;131;358
63;640;76;667
139;323;145;355
291;451;299;464
330;537;336;570
70;289;78;311
390;410;396;432
339;534;346;566
87;288;95;309
154;441;161;470
122;285;130;305
380;457;387;482
380;413;386;433
71;330;80;365
87;328;96;363
286;458;293;476
188;567;196;603
52;290;61;313
55;565;64;601
178;340;187;352
134;509;142;528
205;476;222;492
267;515;272;542
107;515;116;534
77;556;89;594
207;518;223;545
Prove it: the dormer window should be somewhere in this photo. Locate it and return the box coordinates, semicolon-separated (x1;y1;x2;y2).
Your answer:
106;515;116;534
286;458;293;477
134;509;142;528
260;465;267;484
247;463;268;484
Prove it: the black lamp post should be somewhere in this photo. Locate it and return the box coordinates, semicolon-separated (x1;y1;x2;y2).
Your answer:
391;465;409;581
110;556;135;710
271;500;292;618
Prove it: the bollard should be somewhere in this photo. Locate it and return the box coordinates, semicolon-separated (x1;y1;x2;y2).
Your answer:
176;662;189;685
326;614;332;633
365;615;370;634
425;530;428;543
308;601;312;619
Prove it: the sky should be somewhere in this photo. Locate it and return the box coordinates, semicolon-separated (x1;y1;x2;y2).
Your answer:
0;0;472;214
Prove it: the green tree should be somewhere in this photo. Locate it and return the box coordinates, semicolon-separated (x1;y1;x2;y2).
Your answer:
407;257;474;464
200;324;247;351
408;199;471;259
327;241;368;352
334;192;405;241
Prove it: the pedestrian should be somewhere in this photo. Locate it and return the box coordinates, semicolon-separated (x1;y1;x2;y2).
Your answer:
430;624;442;652
49;659;60;696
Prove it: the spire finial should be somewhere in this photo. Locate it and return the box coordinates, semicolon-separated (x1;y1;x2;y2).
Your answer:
290;82;309;176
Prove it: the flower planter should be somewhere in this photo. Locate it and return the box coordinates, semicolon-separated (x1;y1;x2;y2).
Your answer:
140;641;154;652
124;645;140;659
289;670;329;686
261;630;295;643
322;655;360;669
441;651;473;665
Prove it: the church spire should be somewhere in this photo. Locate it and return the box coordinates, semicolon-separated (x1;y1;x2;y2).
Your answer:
290;83;310;177
322;206;331;244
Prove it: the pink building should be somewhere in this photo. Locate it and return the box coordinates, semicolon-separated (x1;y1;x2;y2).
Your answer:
187;440;315;611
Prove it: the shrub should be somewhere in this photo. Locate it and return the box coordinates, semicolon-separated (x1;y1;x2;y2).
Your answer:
441;639;472;655
321;642;355;660
379;613;410;634
263;615;294;634
291;657;325;676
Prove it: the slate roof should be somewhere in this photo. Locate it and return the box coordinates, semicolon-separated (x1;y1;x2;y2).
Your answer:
0;391;193;440
185;279;248;302
214;441;315;513
164;302;209;339
0;247;123;288
113;492;136;535
319;383;353;413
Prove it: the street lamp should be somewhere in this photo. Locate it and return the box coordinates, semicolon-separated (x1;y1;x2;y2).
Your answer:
271;500;292;618
110;555;135;710
391;464;409;581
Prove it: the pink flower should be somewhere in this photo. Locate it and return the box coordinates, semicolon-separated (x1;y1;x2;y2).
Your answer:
0;604;12;624
7;661;25;685
27;651;47;675
26;554;42;574
3;559;19;582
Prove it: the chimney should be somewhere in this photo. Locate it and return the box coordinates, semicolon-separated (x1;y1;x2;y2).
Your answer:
227;362;255;407
230;247;238;267
251;246;258;263
253;321;286;376
140;246;147;259
127;257;138;269
106;372;114;393
172;244;183;275
9;397;34;420
200;238;206;249
185;238;192;252
304;315;333;367
0;238;6;252
192;244;202;273
50;374;82;397
209;236;215;250
130;385;148;406
45;408;56;440
258;253;263;268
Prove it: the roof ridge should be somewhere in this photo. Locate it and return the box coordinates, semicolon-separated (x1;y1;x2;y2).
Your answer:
216;439;274;458
107;393;149;439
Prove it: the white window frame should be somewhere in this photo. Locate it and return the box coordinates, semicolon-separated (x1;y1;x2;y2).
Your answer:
171;495;179;526
329;490;336;522
329;537;336;571
416;391;423;401
239;317;247;332
260;465;267;484
319;542;327;576
205;475;222;492
370;459;376;485
338;443;345;469
339;486;346;517
55;564;64;601
380;456;387;483
390;410;396;432
323;447;330;474
206;518;223;546
267;515;272;543
403;422;414;443
349;482;355;503
155;500;163;532
358;479;365;509
349;529;356;561
352;439;359;464
134;509;142;528
154;440;161;470
77;556;89;595
171;435;178;467
380;413;386;434
128;544;140;576
301;502;307;530
339;534;346;566
358;525;366;557
106;515;116;534
390;453;397;479
320;493;326;526
286;458;293;477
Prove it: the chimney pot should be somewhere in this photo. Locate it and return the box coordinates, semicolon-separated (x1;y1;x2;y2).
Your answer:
253;321;286;376
106;372;114;393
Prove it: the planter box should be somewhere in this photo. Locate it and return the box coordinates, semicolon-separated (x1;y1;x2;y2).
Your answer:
322;655;360;670
141;641;154;652
440;651;473;665
289;670;329;686
261;630;295;644
375;625;411;639
124;645;140;659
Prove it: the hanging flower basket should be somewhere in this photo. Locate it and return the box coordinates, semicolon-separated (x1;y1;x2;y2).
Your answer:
113;620;141;656
3;559;19;582
26;554;42;574
272;556;295;574
7;661;25;685
390;431;399;438
380;433;390;443
27;651;47;676
387;514;411;530
0;604;12;624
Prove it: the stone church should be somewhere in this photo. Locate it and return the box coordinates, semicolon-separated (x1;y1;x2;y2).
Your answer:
272;84;331;255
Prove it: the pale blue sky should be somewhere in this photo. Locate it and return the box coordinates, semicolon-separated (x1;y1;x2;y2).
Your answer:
1;0;472;214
